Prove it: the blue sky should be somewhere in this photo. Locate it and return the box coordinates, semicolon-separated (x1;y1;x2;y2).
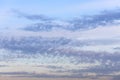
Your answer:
0;0;93;18
1;0;120;18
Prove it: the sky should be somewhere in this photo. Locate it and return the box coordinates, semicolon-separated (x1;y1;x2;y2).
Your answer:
0;0;120;80
0;0;120;59
1;0;120;18
0;0;120;29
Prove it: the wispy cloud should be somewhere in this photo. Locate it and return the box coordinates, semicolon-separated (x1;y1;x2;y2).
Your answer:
16;9;120;32
12;10;54;21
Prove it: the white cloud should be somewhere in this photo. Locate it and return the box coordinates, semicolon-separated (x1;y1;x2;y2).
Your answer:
78;25;120;40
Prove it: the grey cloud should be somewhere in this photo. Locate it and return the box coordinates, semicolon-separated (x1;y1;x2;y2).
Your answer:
12;10;53;21
112;75;120;80
114;47;120;50
11;8;120;32
0;36;71;54
0;72;29;75
0;71;88;78
36;65;64;69
23;8;120;31
0;36;120;78
0;65;8;67
0;72;58;78
70;9;120;30
46;65;63;69
34;65;64;72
